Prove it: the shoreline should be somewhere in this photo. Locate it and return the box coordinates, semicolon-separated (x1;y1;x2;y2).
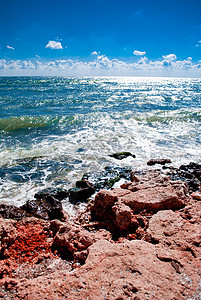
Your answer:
0;160;201;299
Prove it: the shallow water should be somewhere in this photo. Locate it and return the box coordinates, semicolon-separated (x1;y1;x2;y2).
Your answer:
0;76;201;213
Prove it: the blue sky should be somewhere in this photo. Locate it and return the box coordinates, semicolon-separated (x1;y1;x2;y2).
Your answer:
1;0;201;76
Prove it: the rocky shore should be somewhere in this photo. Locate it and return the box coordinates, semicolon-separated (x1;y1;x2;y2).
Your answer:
0;161;201;299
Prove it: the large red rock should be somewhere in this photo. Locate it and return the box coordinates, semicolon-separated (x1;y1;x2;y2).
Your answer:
120;182;186;213
91;171;189;231
7;239;201;300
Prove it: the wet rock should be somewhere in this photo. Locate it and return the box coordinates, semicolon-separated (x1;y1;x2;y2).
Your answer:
21;196;65;221
109;152;136;160
147;158;172;166
168;162;201;192
68;180;95;204
82;166;131;191
34;187;69;201
0;197;65;222
0;204;30;221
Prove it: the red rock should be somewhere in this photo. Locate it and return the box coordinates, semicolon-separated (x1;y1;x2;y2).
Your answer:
119;183;186;213
91;188;130;219
91;172;189;232
147;210;201;258
52;222;111;261
191;191;201;200
0;217;55;278
10;239;201;299
1;168;201;300
112;202;133;230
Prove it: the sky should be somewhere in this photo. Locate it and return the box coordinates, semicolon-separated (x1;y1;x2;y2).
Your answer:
1;0;201;77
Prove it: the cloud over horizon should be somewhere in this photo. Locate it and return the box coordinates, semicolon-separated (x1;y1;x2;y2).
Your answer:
45;41;63;49
0;54;201;77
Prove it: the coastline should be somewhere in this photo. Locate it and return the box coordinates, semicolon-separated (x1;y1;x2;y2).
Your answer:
0;160;201;299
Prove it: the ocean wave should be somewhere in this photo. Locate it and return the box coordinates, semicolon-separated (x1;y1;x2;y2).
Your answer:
133;109;201;124
0;115;83;132
0;116;54;132
1;76;201;212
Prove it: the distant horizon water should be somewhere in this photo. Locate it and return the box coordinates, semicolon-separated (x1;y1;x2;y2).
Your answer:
0;76;201;215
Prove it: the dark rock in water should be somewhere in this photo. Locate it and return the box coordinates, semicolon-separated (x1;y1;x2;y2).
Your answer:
82;166;131;191
0;204;31;221
76;180;93;189
168;162;201;192
109;152;135;160
34;188;69;201
0;197;64;221
147;159;172;166
69;180;95;204
21;196;64;220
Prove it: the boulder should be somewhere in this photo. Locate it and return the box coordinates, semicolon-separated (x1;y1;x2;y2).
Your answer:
109;152;136;160
91;188;130;220
147;158;172;166
91;172;189;232
1;167;201;300
119;182;186;213
34;188;69;201
112;202;133;231
21;196;65;220
0;204;30;221
10;239;201;299
68;180;95;203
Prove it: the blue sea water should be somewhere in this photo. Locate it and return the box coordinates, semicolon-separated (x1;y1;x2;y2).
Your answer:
0;76;201;213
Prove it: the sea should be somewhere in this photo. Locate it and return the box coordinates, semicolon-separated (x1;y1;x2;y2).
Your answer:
0;76;201;215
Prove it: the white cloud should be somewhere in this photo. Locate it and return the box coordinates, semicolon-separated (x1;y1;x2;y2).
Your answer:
1;55;201;77
133;50;146;56
162;54;177;61
45;41;63;49
7;45;15;50
0;59;6;69
91;51;98;55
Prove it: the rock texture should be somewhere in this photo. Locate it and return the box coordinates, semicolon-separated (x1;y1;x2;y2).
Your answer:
91;171;190;233
0;168;201;299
